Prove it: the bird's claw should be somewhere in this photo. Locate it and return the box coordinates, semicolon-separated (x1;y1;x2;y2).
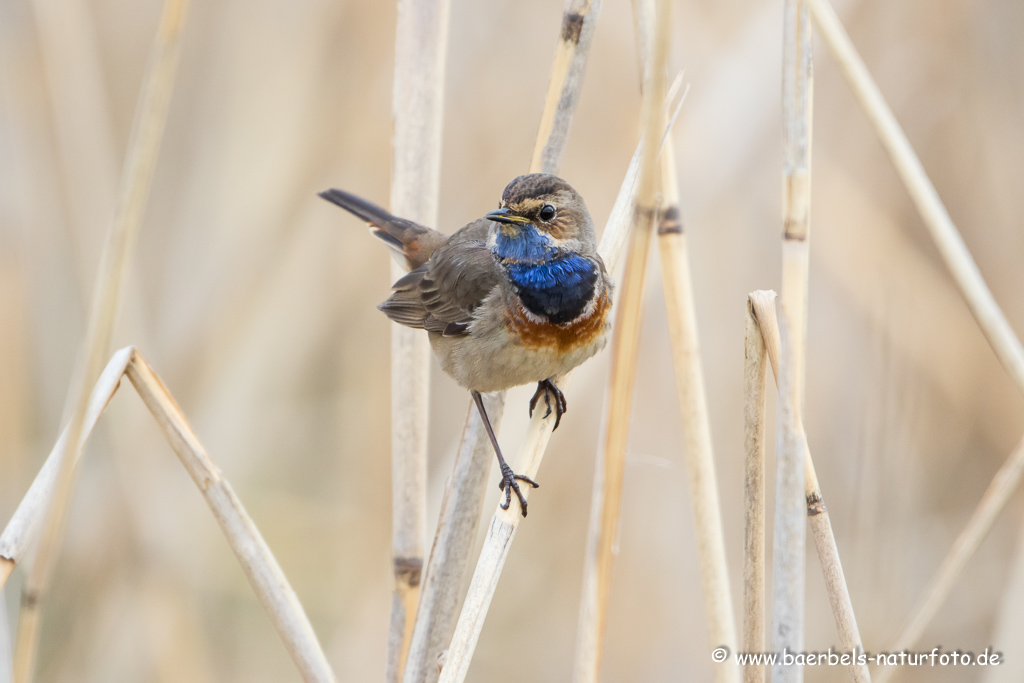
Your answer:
498;462;539;517
528;379;567;431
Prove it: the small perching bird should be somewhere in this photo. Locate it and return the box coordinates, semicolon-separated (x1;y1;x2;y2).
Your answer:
320;174;613;516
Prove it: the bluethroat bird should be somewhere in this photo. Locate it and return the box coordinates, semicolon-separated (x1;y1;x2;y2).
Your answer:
320;174;612;516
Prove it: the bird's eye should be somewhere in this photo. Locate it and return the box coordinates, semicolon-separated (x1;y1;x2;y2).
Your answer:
539;204;556;221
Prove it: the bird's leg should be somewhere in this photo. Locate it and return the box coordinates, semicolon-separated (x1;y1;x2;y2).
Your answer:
471;390;539;517
528;378;567;430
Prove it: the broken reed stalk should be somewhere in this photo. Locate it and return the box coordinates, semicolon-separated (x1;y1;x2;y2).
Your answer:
656;131;739;683
806;0;1024;670
437;135;645;683
386;0;450;679
401;3;603;682
772;1;813;680
12;1;188;680
742;295;770;683
749;292;871;683
806;0;1024;398
0;347;337;682
126;351;337;683
572;2;670;681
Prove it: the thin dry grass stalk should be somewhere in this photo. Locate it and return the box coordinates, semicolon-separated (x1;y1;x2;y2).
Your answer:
873;436;1024;683
806;0;1024;395
572;2;670;680
773;1;814;679
0;347;338;683
386;0;450;678
749;292;871;683
807;0;1024;672
402;3;603;681
742;294;770;683
437;139;645;683
11;1;189;679
656;134;738;683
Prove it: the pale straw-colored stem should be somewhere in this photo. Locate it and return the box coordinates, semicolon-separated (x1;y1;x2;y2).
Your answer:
572;2;670;680
872;436;1024;683
12;2;188;679
386;0;450;678
437;135;645;683
402;2;603;680
808;0;1024;672
806;0;1024;397
749;292;871;683
125;351;336;683
983;501;1024;683
1;347;338;682
530;0;604;176
401;392;503;683
773;1;813;680
742;295;770;683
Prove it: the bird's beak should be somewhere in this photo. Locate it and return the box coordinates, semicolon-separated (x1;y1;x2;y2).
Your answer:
486;208;531;225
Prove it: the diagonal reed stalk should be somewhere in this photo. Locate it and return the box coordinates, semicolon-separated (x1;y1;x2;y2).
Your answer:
806;0;1024;673
742;294;770;683
10;1;189;680
572;2;670;680
400;3;602;682
386;0;450;679
773;2;813;680
749;291;871;683
0;347;337;682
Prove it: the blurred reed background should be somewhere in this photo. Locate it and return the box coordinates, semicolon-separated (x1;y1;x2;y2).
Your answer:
0;0;1023;680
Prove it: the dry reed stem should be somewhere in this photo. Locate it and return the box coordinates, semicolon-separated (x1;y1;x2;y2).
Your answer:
0;347;337;682
657;133;738;683
742;295;770;683
572;2;670;680
12;2;188;679
125;351;336;683
438;134;646;683
386;0;450;678
403;3;603;680
530;0;604;176
983;505;1024;683
749;292;871;683
872;436;1024;683
807;0;1024;670
401;393;503;683
773;2;814;680
810;0;1024;394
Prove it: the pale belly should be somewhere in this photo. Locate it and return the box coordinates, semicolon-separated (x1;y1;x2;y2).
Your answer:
429;292;612;393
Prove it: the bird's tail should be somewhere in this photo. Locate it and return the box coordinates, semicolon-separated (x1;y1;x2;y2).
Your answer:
319;188;446;270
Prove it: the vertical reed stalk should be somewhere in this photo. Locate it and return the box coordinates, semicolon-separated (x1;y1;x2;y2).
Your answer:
749;292;871;683
742;293;770;683
983;504;1024;683
11;2;188;679
572;2;669;680
401;3;602;681
386;0;450;678
773;1;813;680
437;139;645;683
657;134;738;683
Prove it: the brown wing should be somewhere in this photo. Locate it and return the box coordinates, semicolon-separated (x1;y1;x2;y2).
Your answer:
378;219;499;336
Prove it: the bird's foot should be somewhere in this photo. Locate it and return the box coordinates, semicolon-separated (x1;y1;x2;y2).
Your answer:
498;462;539;517
529;379;567;430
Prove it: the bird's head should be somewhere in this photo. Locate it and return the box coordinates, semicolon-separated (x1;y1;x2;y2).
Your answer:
486;174;595;263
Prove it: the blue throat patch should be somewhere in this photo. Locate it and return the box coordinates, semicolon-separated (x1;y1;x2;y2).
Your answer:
506;255;598;324
493;224;557;263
